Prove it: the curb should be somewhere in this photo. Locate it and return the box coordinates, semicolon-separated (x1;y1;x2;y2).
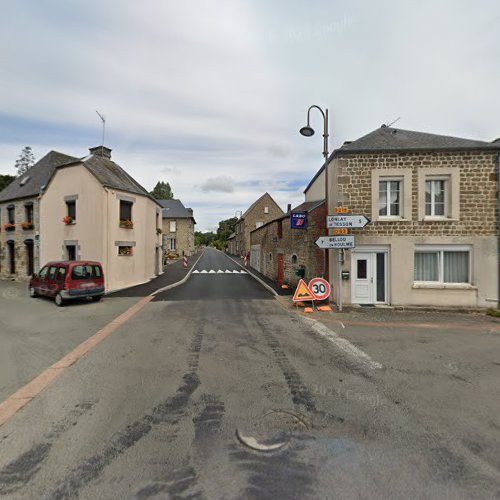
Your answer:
152;251;205;296
223;252;278;296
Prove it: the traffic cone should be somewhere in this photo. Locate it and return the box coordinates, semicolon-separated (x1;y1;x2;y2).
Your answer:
183;256;188;269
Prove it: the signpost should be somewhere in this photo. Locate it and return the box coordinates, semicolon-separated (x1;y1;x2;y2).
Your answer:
315;235;355;249
327;215;370;229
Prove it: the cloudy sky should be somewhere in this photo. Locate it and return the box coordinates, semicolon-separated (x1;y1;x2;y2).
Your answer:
1;0;499;231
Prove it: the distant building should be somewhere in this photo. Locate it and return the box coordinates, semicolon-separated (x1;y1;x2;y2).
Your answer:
228;193;283;256
159;199;196;259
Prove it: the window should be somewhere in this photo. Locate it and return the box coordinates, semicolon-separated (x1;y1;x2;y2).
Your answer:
291;254;298;264
118;246;133;256
72;265;101;278
66;245;76;261
169;238;176;251
48;266;58;280
264;206;269;214
56;267;67;280
25;204;33;223
256;221;263;228
425;179;447;217
169;220;176;232
414;247;470;284
120;200;133;222
379;180;401;217
7;205;15;224
39;266;48;278
66;200;76;220
277;220;283;239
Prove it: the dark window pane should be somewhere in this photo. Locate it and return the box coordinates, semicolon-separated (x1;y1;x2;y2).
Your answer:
48;266;58;279
120;201;133;221
357;259;367;279
66;201;76;220
71;265;94;279
376;253;385;302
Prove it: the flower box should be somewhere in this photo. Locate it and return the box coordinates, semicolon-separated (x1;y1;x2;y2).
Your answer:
4;223;15;231
21;222;34;230
62;216;75;225
118;246;133;256
119;220;134;229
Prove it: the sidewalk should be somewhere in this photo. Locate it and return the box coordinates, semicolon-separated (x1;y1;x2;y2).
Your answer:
226;254;293;296
109;252;201;297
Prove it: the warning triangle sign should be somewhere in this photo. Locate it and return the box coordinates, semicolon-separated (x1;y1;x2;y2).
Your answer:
293;279;318;302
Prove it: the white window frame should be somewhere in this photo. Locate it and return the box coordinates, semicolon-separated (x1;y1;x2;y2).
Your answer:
264;206;269;214
371;168;412;221
418;167;459;221
414;245;471;285
425;176;449;219
169;220;176;232
169;238;176;251
378;177;402;218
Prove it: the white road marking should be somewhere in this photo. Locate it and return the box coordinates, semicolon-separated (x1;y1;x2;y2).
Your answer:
339;321;345;329
192;270;200;274
193;269;249;274
302;317;382;370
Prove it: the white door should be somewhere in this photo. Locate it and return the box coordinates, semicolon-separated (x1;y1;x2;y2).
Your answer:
352;252;374;304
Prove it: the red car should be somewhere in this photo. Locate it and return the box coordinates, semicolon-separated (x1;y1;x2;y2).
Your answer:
29;261;105;306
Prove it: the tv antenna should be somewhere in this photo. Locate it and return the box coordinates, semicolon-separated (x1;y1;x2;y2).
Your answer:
96;111;106;153
386;117;401;128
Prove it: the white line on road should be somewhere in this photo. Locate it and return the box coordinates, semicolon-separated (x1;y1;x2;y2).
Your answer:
302;317;383;370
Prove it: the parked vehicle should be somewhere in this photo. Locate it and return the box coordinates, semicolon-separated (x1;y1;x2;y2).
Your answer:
29;261;105;306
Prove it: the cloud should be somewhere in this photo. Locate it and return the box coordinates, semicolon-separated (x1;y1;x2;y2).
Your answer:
200;176;235;193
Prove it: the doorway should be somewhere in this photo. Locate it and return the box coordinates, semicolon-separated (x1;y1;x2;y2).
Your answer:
25;240;34;276
277;254;284;286
7;241;15;275
351;250;388;304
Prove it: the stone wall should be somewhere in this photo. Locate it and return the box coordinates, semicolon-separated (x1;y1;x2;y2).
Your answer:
0;197;40;280
250;203;326;286
162;218;195;256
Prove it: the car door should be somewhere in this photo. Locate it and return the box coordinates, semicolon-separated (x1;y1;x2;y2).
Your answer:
54;266;67;296
46;265;59;297
36;266;49;295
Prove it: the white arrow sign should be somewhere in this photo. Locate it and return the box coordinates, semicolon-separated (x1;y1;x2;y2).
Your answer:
315;235;356;249
327;215;370;229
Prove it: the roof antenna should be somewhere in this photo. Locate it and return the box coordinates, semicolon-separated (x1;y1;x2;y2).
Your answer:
386;117;401;128
96;110;106;156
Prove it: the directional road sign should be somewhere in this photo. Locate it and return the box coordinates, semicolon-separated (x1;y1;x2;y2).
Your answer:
315;235;356;249
327;215;370;229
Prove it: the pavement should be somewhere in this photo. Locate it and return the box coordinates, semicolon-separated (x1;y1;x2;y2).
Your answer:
0;248;500;498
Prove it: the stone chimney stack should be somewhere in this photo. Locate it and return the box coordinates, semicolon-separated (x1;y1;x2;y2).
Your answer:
89;146;112;159
287;203;292;213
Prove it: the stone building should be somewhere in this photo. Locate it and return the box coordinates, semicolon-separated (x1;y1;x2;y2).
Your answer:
308;125;500;308
250;200;326;286
229;193;283;256
159;199;196;259
0;151;76;280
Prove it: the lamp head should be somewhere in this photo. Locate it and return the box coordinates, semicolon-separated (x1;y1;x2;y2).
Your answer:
300;125;315;137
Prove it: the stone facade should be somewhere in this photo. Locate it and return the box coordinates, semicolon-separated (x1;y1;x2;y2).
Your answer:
250;202;326;286
0;197;40;280
230;193;283;256
330;149;500;308
162;217;195;257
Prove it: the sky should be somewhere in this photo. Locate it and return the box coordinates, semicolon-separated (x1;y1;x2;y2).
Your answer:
1;0;499;231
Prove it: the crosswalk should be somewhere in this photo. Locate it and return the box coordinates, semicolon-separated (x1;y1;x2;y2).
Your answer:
192;269;247;274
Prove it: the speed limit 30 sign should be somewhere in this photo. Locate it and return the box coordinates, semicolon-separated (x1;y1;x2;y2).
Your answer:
308;278;331;301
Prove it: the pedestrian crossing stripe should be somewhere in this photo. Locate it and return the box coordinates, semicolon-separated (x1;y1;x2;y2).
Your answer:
293;279;318;302
192;270;247;274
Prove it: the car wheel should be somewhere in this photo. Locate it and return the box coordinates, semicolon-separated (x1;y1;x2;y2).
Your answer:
55;293;65;307
92;295;102;302
29;287;38;298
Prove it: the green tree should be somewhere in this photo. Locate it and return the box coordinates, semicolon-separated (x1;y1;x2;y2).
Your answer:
0;174;16;192
195;231;216;247
150;181;173;200
15;146;36;176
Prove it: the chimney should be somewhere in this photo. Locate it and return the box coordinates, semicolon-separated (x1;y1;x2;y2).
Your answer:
89;145;112;159
287;203;292;213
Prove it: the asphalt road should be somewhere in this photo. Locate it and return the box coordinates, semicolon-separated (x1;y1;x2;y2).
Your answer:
0;248;499;499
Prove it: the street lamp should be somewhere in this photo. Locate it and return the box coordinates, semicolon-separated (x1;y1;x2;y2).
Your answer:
300;105;330;285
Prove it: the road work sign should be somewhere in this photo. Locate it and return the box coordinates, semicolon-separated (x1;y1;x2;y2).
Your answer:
292;279;317;302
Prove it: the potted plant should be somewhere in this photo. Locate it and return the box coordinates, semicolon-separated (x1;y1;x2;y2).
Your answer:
4;223;15;231
118;246;133;256
62;216;75;225
156;227;162;235
21;221;34;230
119;219;134;229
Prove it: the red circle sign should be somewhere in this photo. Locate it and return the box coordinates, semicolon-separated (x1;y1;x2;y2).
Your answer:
308;278;331;301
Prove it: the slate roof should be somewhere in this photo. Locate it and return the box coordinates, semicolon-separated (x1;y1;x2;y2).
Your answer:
158;199;196;223
338;126;500;154
304;126;500;194
0;151;77;203
250;199;325;232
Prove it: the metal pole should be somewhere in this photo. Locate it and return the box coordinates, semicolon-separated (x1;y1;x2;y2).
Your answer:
338;249;343;312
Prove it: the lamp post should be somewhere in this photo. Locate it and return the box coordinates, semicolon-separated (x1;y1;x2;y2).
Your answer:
300;105;330;284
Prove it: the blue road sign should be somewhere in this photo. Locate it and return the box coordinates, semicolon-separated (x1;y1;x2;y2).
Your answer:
291;211;307;229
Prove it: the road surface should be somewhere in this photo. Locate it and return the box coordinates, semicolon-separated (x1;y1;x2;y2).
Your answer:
0;248;499;499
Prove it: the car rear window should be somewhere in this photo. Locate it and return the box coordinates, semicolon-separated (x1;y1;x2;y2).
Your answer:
71;265;102;280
